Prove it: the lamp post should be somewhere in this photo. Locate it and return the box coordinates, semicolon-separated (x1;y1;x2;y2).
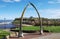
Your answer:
4;18;6;29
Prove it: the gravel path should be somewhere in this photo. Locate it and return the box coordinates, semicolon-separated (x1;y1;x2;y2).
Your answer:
31;33;60;39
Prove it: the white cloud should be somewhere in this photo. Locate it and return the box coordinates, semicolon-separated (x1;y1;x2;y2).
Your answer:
14;0;21;2
2;0;13;2
48;0;60;4
2;0;21;2
39;9;60;18
48;1;55;4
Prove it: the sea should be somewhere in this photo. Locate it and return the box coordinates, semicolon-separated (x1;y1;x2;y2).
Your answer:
0;20;16;29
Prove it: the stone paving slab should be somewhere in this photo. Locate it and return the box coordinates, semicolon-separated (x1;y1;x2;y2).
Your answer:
9;32;49;39
31;33;60;39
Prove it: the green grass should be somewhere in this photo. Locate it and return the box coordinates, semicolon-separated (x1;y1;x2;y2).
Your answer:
12;26;60;33
43;26;60;33
15;26;40;31
0;30;10;38
22;26;40;31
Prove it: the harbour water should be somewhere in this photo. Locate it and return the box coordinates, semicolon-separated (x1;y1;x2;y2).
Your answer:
0;24;16;29
0;20;16;29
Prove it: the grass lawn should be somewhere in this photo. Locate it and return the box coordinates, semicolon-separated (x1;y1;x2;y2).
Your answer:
13;26;60;33
0;26;60;38
0;30;10;39
43;26;60;33
15;26;40;31
23;26;40;31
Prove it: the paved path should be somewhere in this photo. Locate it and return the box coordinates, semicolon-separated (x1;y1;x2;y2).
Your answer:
9;32;41;39
9;33;60;39
31;33;60;39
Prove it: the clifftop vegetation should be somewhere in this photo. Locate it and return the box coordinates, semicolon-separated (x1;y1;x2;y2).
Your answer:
12;17;60;26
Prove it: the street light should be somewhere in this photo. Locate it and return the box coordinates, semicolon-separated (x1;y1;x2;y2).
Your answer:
4;18;6;29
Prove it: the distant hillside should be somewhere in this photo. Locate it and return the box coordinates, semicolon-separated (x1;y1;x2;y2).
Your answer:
12;17;60;26
0;20;13;23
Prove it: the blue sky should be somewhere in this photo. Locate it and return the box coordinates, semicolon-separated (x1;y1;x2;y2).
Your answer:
0;0;60;20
